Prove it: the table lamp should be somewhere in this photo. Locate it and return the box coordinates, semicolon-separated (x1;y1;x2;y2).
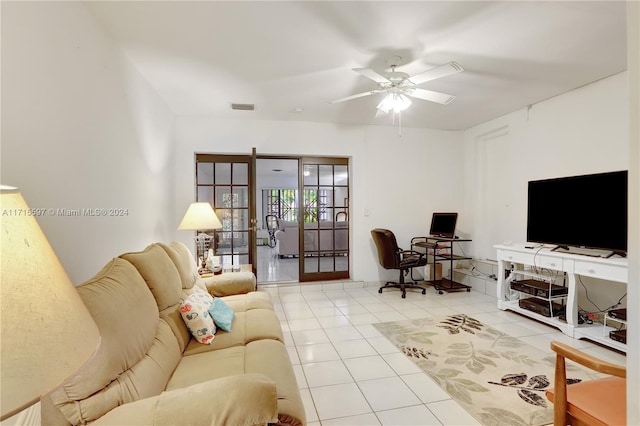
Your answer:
178;202;223;270
0;186;101;421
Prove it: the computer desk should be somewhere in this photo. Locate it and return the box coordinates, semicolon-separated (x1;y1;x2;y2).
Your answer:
411;236;472;294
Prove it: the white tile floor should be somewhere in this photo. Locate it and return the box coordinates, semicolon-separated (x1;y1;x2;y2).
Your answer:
256;245;299;282
259;282;627;426
255;245;348;283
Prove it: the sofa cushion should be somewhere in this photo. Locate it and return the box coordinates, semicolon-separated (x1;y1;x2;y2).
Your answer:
49;258;181;425
202;270;256;296
166;346;246;391
120;244;182;311
167;340;305;426
158;241;207;290
222;291;275;311
245;340;307;426
183;307;283;356
180;288;216;344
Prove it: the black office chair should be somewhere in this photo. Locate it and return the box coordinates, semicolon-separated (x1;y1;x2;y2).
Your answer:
335;211;347;222
371;228;428;298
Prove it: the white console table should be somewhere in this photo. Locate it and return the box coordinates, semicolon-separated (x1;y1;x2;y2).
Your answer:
494;243;628;352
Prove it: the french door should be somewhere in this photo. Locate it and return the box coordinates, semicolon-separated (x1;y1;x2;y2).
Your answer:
195;153;256;274
195;152;349;282
299;157;349;282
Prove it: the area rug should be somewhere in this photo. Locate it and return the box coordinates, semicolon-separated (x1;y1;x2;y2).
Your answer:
373;315;600;426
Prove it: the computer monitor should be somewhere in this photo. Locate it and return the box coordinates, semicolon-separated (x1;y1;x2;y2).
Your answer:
429;212;458;238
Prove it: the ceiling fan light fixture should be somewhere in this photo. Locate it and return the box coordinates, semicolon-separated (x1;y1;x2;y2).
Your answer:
377;92;412;114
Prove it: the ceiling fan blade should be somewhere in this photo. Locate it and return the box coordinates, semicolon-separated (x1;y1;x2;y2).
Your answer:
353;68;390;84
330;90;382;104
408;61;463;85
408;88;456;105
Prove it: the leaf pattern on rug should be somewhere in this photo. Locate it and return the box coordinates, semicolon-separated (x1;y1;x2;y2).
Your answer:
375;318;438;345
443;341;497;374
428;368;490;405
500;351;540;366
488;372;583;409
476;407;528;426
475;326;526;349
438;314;483;334
372;315;598;426
399;345;432;359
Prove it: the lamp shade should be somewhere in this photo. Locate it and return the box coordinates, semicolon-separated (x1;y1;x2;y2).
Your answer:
178;202;222;230
0;186;101;420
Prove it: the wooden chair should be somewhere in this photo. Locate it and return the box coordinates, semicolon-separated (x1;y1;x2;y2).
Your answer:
545;341;626;426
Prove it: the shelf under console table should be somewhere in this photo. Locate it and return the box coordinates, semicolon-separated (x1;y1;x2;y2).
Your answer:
494;243;628;352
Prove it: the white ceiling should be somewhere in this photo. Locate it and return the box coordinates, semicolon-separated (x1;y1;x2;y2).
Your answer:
86;1;627;131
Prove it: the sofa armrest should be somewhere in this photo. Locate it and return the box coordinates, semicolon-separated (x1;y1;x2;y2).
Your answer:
202;271;256;296
92;374;278;426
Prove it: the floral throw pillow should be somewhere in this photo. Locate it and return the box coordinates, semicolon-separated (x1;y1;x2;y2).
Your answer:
180;289;216;344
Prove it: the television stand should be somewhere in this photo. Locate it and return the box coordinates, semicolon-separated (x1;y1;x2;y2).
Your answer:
495;243;628;352
551;245;614;258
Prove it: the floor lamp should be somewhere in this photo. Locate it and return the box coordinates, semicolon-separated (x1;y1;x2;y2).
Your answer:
178;202;223;271
1;186;101;423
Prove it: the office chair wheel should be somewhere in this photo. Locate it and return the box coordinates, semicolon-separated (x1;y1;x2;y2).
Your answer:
466;288;471;292
422;289;426;295
378;288;383;294
438;290;444;295
401;292;406;299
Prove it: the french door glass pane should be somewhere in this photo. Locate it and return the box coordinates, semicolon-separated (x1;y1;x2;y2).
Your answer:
233;164;248;185
335;165;348;183
335;187;348;207
215;163;231;184
197;163;214;184
233;187;249;208
319;165;333;185
320;257;336;272
197;186;213;203
303;165;318;186
304;257;319;273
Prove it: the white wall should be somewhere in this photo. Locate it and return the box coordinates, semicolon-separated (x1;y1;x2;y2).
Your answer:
464;67;637;418
465;72;628;255
625;1;639;422
1;2;175;283
464;72;630;316
174;117;465;282
465;72;629;260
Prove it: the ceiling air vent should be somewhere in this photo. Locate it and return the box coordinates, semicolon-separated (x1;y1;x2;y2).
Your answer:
231;103;255;111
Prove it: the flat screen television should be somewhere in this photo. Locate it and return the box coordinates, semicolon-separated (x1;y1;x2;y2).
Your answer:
430;212;458;238
526;170;627;253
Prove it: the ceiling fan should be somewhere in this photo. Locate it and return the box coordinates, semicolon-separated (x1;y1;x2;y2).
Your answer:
330;59;464;115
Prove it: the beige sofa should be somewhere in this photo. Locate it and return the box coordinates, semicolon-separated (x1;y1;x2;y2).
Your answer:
41;241;305;426
275;221;348;258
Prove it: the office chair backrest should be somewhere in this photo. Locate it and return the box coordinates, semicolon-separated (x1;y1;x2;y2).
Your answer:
265;214;279;231
336;211;348;222
371;228;400;270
